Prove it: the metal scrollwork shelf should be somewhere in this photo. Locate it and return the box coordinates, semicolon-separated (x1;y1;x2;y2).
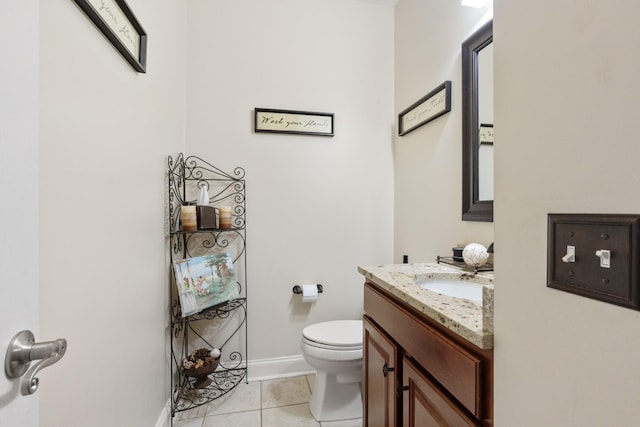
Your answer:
167;154;247;423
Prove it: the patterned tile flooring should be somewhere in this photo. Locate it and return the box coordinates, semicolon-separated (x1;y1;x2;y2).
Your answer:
173;375;362;427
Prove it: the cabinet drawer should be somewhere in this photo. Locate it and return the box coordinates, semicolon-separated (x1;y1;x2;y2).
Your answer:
364;283;483;418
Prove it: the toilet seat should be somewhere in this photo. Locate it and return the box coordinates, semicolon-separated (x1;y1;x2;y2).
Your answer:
303;337;362;352
302;320;363;351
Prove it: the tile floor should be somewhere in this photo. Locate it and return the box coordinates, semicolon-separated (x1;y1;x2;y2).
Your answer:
173;375;362;427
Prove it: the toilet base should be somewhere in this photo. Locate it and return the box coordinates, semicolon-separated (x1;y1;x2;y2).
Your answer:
309;371;362;422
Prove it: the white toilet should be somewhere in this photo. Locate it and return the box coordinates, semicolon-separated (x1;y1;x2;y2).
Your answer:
301;319;363;421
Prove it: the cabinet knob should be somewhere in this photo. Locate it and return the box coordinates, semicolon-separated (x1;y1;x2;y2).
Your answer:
396;381;409;398
382;363;395;377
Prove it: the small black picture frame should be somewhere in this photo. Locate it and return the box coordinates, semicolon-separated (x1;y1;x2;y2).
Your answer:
254;108;334;137
73;0;147;73
479;123;494;145
398;81;452;136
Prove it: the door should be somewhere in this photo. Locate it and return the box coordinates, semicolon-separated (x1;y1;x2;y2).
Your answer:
402;357;478;427
363;316;399;427
0;0;40;425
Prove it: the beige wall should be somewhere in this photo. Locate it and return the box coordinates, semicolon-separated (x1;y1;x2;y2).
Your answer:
186;0;395;366
35;0;392;425
494;0;640;425
38;1;186;426
394;0;494;264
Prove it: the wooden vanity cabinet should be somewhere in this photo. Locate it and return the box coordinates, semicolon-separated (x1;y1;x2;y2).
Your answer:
363;282;493;427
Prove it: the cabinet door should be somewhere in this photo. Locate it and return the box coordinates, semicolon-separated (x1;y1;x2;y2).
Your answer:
402;356;478;427
364;316;399;427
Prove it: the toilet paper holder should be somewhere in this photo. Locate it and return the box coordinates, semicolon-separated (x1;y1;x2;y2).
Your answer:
292;284;323;294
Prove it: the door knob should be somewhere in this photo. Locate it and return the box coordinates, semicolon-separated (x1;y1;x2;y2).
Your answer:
4;330;67;395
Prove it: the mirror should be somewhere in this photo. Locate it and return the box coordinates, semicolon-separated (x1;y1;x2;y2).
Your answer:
462;20;493;222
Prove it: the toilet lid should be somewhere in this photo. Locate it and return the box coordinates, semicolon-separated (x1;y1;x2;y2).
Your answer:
302;320;363;347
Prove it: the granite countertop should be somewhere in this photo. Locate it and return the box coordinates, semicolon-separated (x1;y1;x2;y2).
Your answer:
358;262;494;349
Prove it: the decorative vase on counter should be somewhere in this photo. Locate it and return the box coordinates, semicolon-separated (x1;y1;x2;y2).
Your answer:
462;243;490;267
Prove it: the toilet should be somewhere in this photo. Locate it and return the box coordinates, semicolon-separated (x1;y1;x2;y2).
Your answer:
301;319;363;421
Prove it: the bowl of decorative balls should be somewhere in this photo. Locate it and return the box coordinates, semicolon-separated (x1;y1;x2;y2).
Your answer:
182;347;221;388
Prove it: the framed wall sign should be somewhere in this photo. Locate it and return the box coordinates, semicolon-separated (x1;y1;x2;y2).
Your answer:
254;108;334;137
73;0;147;73
398;81;452;136
479;123;494;145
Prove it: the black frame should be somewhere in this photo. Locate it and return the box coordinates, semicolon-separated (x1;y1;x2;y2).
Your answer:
398;81;452;136
73;0;147;73
479;123;494;145
462;20;493;222
254;108;334;137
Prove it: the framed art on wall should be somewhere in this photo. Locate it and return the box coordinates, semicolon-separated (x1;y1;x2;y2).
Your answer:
254;108;334;137
398;81;452;136
479;123;494;145
73;0;147;73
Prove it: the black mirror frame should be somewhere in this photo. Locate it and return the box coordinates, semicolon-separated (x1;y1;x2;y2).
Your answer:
462;20;493;222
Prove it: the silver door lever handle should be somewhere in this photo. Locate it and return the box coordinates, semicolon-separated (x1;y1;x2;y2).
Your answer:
4;330;67;395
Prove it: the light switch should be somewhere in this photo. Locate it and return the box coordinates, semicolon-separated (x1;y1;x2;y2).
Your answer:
562;245;575;263
595;249;611;268
547;214;640;311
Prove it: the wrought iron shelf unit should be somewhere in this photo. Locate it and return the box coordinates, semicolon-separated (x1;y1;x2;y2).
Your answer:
167;154;247;422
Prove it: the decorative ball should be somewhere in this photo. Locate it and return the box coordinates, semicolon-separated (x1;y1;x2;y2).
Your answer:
462;243;489;267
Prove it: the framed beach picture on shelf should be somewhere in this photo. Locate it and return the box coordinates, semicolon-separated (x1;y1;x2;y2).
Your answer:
173;252;239;317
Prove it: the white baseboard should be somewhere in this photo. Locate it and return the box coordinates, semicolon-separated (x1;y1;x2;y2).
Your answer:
154;400;171;427
247;354;315;382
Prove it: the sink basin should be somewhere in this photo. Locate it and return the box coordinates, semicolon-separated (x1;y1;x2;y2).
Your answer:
416;278;483;303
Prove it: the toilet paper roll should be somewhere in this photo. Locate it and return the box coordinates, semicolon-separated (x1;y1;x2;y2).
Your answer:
301;284;318;303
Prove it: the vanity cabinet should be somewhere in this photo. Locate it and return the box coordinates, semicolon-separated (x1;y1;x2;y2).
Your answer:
363;282;493;427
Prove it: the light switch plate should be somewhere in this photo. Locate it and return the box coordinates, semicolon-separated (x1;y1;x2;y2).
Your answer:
547;214;640;310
